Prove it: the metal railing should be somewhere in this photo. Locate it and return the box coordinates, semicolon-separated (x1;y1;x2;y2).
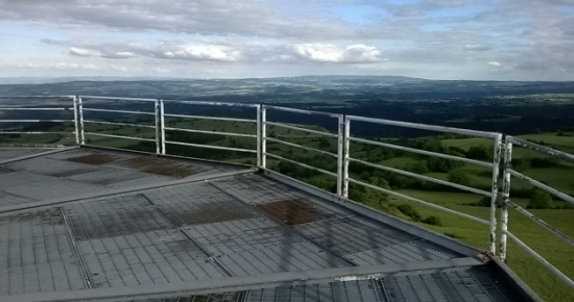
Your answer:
78;96;158;151
0;96;77;140
500;135;574;289
343;115;503;254
262;105;344;195
161;99;259;158
1;95;573;291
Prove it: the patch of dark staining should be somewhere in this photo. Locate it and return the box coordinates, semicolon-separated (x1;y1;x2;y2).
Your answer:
46;167;98;177
67;153;122;165
257;198;325;226
171;201;257;226
0;167;15;174
141;162;204;178
113;157;164;169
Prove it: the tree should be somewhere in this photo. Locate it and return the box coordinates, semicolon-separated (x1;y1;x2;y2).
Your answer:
467;145;491;160
319;137;331;149
527;190;552;209
448;169;471;186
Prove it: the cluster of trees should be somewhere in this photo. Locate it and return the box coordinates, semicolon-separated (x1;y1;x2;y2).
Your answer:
512;156;560;172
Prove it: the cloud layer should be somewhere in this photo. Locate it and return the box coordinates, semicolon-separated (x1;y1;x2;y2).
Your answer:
1;0;573;80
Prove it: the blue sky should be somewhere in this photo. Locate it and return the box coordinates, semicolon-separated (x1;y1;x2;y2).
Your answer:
0;0;573;80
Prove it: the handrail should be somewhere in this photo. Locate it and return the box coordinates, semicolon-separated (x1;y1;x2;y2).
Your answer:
349;136;493;168
262;106;343;195
343;114;503;255
500;135;574;290
0;96;76;141
2;94;574;292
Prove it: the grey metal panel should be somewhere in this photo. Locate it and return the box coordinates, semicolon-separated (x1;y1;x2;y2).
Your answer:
0;147;76;165
5;157;100;177
0;208;88;295
121;266;522;302
0;149;49;161
4;177;103;201
211;174;461;266
62;194;175;240
61;194;225;288
144;183;260;226
294;217;460;265
66;169;160;187
0;191;35;208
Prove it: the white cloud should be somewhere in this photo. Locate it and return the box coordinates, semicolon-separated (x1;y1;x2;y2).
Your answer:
69;47;94;57
463;44;489;51
293;44;385;64
69;47;137;59
110;65;142;72
157;44;240;62
17;62;100;70
488;61;501;67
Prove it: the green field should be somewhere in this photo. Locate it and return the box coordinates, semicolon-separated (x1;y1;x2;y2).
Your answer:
1;120;574;301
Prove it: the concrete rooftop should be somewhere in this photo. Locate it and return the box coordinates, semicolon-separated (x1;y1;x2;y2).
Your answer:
0;146;539;302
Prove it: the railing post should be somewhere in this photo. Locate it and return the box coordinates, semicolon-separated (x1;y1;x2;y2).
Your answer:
73;96;80;145
337;114;344;196
342;116;350;197
261;106;267;168
77;96;85;145
154;100;160;155
500;138;513;261
159;99;165;155
489;133;503;254
257;105;262;167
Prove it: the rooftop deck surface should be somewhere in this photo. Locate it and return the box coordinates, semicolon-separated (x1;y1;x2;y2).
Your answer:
0;146;537;302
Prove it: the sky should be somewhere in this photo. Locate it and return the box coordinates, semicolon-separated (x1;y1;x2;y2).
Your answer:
0;0;573;80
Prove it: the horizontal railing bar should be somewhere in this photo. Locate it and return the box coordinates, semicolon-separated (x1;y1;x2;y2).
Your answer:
0;131;74;135
347;177;490;225
507;136;574;164
83;108;155;116
164;99;259;108
505;199;574;248
164;127;256;138
503;230;574;290
0;95;73;99
0;107;73;111
265;121;338;138
164;113;256;123
266;137;337;158
347;115;500;139
84;132;156;142
165;140;257;153
508;169;574;205
84;120;155;129
265;152;338;177
263;105;340;118
349;157;492;197
0;119;73;123
349;137;493;168
80;95;157;102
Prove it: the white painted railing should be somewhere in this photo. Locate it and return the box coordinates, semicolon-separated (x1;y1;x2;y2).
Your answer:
0;95;573;291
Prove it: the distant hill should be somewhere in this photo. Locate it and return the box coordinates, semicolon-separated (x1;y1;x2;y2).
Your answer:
0;76;573;100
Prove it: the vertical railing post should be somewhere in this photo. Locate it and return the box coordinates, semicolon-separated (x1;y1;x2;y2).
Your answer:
336;114;344;196
73;96;80;145
342;117;351;197
154;100;160;155
500;137;513;261
257;105;262;167
159;99;165;155
261;106;267;168
78;96;85;145
488;134;503;254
